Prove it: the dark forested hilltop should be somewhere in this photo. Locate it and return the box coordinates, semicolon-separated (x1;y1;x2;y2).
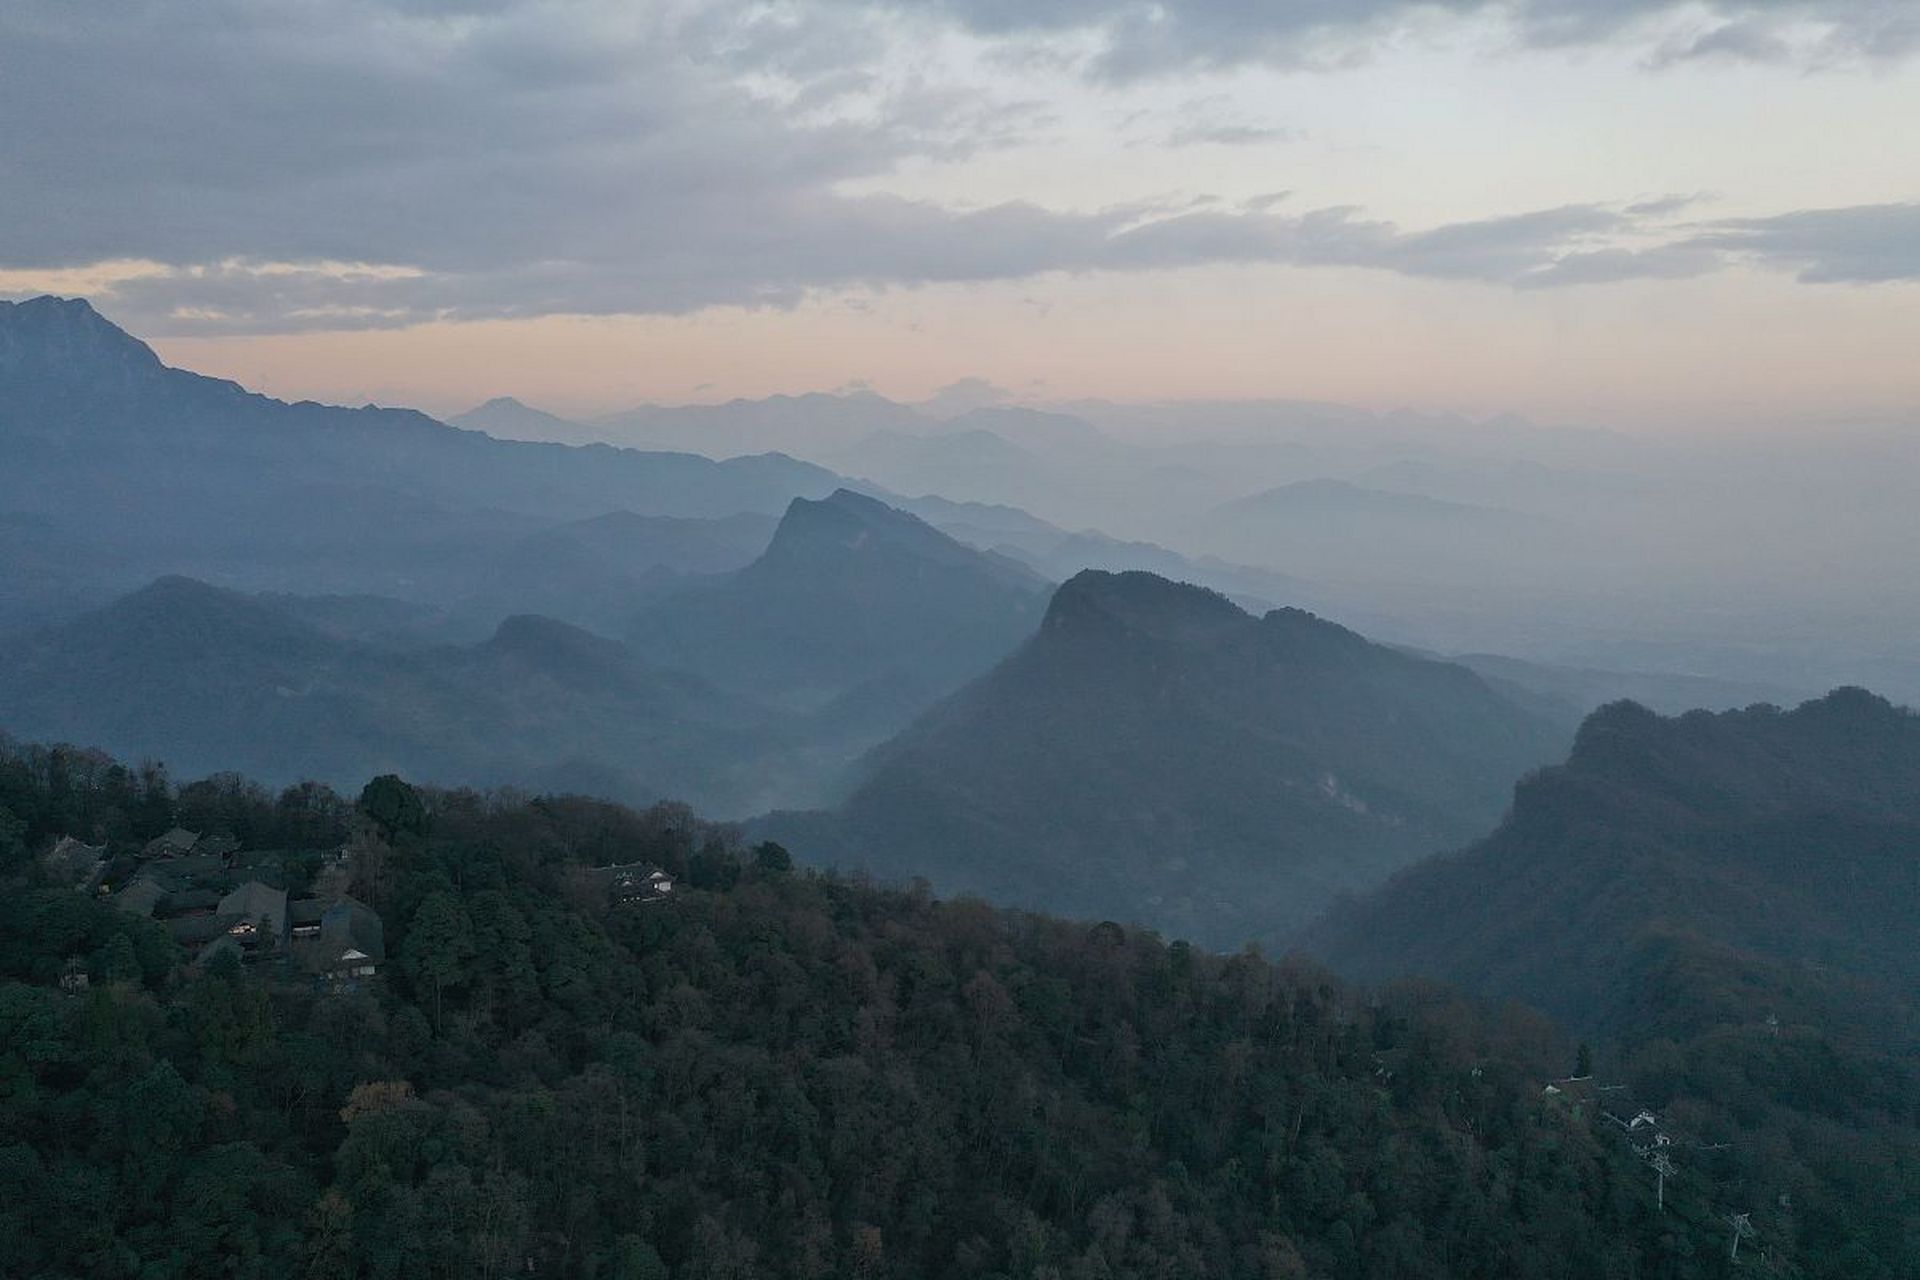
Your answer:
0;737;1730;1279
766;569;1565;948
1306;689;1920;1276
1306;688;1920;1034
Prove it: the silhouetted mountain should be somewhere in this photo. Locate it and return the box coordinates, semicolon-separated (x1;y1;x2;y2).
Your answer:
0;576;798;814
1307;689;1920;1043
1;298;834;517
447;394;597;444
0;297;841;617
0;294;167;408
628;490;1049;735
765;570;1564;946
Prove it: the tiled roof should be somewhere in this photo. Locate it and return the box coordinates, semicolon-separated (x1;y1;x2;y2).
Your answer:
218;880;288;940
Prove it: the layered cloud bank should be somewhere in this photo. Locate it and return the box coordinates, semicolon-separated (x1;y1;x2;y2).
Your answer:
2;0;1915;336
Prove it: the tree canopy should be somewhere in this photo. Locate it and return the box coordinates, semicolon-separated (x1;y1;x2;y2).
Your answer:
0;738;1743;1279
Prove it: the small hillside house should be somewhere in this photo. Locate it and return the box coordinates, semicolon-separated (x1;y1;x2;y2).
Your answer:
141;827;201;860
293;896;386;990
602;862;675;906
219;880;289;952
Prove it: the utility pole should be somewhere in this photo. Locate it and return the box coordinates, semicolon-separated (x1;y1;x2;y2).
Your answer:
1727;1212;1754;1262
1650;1152;1675;1211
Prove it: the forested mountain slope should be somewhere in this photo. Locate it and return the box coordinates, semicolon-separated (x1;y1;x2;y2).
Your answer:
767;570;1564;946
1307;690;1920;1275
0;741;1729;1279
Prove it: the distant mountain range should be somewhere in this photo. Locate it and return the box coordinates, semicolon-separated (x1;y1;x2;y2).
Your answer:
429;377;1920;706
447;395;608;447
1;298;837;522
447;388;1585;578
455;391;1114;464
826;427;1050;510
0;488;1064;814
0;296;1309;645
596;391;929;458
462;390;1330;617
0;296;841;627
763;569;1566;946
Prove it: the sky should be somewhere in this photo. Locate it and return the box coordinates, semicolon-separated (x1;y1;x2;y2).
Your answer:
2;0;1918;427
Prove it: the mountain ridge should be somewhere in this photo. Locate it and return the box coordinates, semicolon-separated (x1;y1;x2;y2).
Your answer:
0;296;845;628
765;568;1565;946
627;489;1051;732
1304;688;1920;1037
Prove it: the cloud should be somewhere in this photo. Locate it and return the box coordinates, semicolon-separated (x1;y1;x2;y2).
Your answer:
875;0;1918;77
0;0;1910;336
1648;18;1795;66
1515;245;1721;287
1684;204;1920;282
1120;94;1296;149
921;375;1018;414
0;0;1011;328
1160;123;1297;147
27;195;1737;336
1625;193;1715;217
54;198;1698;335
1365;205;1633;281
